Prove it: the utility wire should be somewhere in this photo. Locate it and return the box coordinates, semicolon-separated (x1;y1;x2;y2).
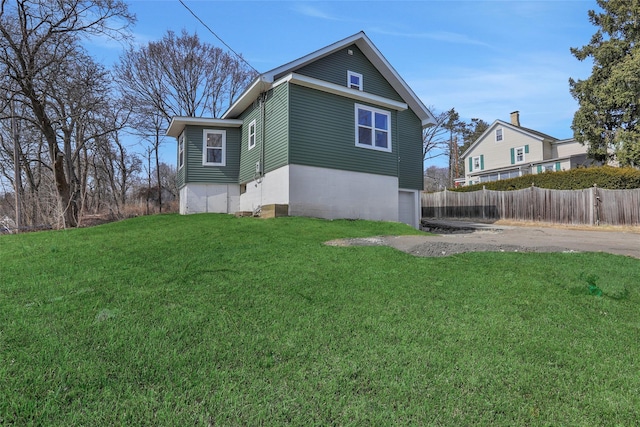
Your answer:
178;0;260;74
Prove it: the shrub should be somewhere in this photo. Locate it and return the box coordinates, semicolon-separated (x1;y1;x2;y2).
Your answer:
453;166;640;192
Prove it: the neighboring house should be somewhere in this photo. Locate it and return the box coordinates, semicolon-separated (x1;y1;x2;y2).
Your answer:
461;111;593;186
166;32;435;228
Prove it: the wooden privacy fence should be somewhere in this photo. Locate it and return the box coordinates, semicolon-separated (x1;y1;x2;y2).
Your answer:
421;186;640;226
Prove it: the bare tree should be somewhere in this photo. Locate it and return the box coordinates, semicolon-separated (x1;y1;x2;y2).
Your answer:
0;0;134;227
423;166;449;192
422;108;452;162
115;29;256;212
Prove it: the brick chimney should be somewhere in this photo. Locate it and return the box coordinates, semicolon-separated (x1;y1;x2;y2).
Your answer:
510;111;520;126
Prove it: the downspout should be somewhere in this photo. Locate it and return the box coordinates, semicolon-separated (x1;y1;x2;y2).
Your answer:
396;111;400;184
253;91;267;215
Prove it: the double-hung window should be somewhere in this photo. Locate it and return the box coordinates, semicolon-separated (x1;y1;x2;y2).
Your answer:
248;120;256;150
510;145;529;164
178;133;184;169
203;129;226;166
355;104;391;152
348;71;363;91
473;156;481;170
496;128;503;142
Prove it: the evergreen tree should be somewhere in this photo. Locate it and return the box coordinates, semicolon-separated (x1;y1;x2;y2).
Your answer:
570;0;640;166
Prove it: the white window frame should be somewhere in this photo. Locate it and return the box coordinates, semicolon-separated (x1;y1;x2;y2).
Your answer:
178;132;184;169
347;71;363;91
202;129;226;166
495;128;503;142
248;119;256;150
473;156;481;170
515;146;525;163
355;104;392;153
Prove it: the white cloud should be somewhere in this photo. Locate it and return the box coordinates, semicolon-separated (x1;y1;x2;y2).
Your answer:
411;51;593;139
370;28;491;48
292;3;340;21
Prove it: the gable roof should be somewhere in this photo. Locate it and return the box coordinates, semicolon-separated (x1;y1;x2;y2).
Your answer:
462;119;558;158
222;31;435;127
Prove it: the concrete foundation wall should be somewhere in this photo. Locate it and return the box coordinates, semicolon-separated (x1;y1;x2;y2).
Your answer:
179;184;240;214
239;166;290;213
288;164;399;222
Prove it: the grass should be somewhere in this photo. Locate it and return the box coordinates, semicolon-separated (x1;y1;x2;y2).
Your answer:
1;214;639;426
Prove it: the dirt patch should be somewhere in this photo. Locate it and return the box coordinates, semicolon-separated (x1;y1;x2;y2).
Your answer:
325;224;640;259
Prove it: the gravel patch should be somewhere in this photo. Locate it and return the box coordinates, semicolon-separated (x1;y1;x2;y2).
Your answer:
325;235;576;257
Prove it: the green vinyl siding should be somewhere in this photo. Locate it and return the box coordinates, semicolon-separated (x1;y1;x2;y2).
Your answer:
264;84;289;174
238;101;261;183
397;108;423;190
289;84;397;177
183;125;240;184
238;84;290;183
293;45;403;102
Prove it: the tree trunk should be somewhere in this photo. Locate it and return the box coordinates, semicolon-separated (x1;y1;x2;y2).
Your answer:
155;133;162;213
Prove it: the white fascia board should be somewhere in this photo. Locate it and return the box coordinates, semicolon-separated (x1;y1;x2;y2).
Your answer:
222;76;271;119
552;138;578;145
277;73;408;111
353;35;435;127
461;120;500;159
461;120;547;158
262;32;367;82
166;116;243;138
262;31;434;126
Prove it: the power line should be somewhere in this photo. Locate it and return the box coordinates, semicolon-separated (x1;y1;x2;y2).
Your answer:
178;0;259;74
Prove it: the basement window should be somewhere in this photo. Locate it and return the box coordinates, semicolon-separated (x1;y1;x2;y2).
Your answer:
203;129;226;166
355;104;391;152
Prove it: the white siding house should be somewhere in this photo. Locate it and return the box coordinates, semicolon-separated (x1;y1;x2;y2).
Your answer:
461;111;592;185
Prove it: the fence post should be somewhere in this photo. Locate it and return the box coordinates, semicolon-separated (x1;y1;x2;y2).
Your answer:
593;184;600;226
482;186;486;220
442;188;447;218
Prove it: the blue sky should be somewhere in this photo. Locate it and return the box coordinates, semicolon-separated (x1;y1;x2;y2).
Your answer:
88;0;600;168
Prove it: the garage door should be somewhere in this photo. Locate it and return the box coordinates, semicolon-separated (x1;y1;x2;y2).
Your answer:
398;190;418;228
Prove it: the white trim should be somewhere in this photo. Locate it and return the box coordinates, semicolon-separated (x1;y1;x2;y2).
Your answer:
355;103;392;152
462;120;547;158
472;156;481;171
178;132;185;170
278;73;407;111
347;70;363;91
222;32;436;126
166;116;243;137
514;146;525;164
248;119;256;150
202;129;226;167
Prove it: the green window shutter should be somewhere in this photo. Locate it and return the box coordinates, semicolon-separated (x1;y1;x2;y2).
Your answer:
537;165;542;173
480;154;484;170
524;144;529;154
469;157;473;172
510;148;515;164
555;162;561;171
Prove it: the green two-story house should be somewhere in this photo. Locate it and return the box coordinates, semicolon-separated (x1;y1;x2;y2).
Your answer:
166;32;435;228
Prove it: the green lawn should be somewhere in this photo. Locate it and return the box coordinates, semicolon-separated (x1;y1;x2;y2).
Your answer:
1;214;639;426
